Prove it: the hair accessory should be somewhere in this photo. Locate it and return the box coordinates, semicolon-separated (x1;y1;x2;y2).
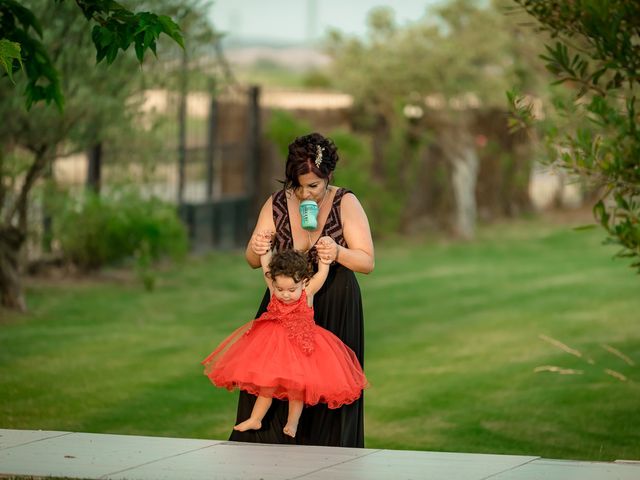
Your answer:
315;145;323;168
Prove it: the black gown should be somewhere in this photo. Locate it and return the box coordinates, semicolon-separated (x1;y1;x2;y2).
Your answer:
228;188;365;447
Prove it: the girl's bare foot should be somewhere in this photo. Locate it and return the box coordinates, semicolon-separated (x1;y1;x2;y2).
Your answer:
283;422;298;438
234;418;262;432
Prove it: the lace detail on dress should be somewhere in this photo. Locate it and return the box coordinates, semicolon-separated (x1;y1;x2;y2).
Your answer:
271;188;351;265
249;291;316;355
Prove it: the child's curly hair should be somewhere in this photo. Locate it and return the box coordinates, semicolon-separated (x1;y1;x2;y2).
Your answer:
266;250;312;283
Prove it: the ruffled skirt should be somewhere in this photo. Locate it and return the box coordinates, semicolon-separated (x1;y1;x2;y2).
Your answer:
202;320;367;409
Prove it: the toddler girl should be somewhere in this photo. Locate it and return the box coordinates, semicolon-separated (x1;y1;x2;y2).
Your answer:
202;240;367;438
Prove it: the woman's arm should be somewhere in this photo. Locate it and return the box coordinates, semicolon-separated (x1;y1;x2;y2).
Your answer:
260;249;274;294
245;196;276;269
316;193;375;274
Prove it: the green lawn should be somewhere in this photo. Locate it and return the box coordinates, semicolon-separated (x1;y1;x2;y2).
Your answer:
1;216;639;461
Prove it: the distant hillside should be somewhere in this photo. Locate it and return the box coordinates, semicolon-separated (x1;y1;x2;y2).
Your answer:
220;37;330;71
221;36;310;49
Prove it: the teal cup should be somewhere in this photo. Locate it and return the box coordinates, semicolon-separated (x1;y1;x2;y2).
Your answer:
299;200;319;231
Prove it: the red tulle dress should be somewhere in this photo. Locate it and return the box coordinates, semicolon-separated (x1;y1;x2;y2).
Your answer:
202;290;368;409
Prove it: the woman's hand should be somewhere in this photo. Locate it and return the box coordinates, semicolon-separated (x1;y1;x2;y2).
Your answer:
250;230;274;256
316;236;339;264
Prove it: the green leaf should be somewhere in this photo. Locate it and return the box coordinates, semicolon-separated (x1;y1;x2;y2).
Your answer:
0;39;23;82
143;29;155;50
590;66;607;86
149;39;157;57
5;0;44;37
157;15;184;49
106;44;119;64
572;224;597;231
614;193;630;211
101;27;115;48
593;200;610;229
134;39;144;63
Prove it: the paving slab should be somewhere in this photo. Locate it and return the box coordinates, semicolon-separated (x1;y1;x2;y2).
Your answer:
490;458;640;480
0;430;73;451
297;449;537;480
0;429;638;480
113;441;373;480
0;430;221;479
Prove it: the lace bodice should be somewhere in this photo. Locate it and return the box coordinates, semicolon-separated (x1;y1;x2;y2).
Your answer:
251;290;316;355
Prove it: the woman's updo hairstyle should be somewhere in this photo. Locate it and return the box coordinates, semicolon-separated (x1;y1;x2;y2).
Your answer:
283;132;339;190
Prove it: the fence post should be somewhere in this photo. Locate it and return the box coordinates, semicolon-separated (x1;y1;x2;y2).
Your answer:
177;47;188;206
86;143;102;194
206;84;217;201
247;85;261;220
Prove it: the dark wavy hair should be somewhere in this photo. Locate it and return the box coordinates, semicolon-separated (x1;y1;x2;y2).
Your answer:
266;250;312;283
282;132;339;190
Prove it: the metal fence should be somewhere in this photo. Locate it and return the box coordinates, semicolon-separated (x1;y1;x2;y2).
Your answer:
51;83;262;252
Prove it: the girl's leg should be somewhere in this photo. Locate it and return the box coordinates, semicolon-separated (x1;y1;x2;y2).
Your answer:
233;395;272;432
283;400;303;438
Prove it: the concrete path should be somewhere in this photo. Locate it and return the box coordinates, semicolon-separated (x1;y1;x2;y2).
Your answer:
1;429;638;480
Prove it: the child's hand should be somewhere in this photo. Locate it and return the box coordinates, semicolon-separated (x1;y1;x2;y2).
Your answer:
251;230;274;256
316;236;338;263
318;253;332;265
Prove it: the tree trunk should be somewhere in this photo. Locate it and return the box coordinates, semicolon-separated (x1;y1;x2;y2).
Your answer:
1;147;52;312
443;129;479;240
0;225;27;312
371;113;390;183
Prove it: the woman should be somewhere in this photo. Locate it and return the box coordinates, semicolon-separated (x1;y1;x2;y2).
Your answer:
230;132;374;447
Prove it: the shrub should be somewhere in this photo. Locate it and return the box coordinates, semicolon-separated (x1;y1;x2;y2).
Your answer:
54;189;187;274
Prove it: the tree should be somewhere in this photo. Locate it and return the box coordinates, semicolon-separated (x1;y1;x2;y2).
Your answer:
326;0;543;238
0;1;193;311
510;0;640;272
0;0;184;109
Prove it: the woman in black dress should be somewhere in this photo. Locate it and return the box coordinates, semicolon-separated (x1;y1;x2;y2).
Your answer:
230;132;375;447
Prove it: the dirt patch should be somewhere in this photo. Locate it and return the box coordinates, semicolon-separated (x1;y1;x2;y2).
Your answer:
537;206;596;227
24;264;138;290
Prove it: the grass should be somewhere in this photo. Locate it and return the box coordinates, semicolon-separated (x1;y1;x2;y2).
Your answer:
1;214;639;462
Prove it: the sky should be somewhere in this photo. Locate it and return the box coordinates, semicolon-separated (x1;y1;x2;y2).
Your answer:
209;0;442;44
